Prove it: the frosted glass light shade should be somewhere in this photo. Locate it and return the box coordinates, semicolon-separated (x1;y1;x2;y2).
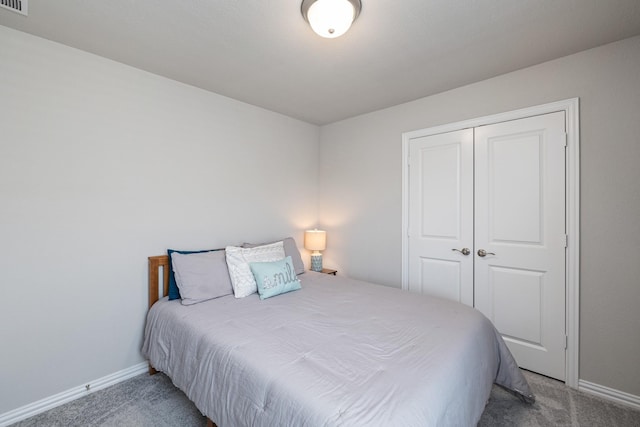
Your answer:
304;229;327;251
302;0;361;39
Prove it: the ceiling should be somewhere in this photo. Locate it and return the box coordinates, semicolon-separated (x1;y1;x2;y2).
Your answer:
1;1;640;125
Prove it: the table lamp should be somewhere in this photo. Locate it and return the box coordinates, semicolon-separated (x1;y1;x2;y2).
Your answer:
304;229;326;272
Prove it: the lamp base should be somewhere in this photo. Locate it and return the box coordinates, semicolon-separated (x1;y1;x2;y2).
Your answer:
310;253;323;272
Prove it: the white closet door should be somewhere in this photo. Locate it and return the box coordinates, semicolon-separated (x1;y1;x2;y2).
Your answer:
474;111;566;380
407;129;474;306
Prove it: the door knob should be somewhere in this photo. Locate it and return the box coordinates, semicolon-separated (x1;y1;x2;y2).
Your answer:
452;248;470;256
477;249;495;257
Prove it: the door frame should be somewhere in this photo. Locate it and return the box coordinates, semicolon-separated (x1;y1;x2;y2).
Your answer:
401;98;580;388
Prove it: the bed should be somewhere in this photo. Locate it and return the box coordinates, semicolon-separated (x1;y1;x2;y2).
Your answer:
142;243;533;426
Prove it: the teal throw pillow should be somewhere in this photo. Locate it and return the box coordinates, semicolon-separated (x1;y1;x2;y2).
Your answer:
249;256;302;300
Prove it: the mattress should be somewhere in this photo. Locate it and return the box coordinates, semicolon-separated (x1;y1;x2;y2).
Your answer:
142;271;533;426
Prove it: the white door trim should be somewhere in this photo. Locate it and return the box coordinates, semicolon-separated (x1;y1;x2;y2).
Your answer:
401;98;580;388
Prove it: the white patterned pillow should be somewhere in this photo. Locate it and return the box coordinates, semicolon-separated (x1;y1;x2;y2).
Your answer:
225;241;285;298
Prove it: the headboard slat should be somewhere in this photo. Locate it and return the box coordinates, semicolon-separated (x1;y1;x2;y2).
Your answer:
148;255;169;308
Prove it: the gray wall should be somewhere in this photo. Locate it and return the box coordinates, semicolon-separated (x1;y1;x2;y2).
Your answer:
0;25;319;414
319;36;640;396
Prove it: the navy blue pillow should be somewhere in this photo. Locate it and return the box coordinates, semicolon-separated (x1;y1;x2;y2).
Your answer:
167;248;223;300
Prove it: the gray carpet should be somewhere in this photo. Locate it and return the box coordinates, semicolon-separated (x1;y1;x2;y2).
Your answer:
12;370;640;426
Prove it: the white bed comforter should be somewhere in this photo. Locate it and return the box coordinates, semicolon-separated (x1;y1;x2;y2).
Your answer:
142;272;533;426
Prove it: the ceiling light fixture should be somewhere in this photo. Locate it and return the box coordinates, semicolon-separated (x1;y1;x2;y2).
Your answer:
301;0;362;39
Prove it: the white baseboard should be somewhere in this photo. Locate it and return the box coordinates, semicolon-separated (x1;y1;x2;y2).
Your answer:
0;362;148;427
579;379;640;410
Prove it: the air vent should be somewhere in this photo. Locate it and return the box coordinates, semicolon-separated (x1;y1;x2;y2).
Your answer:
0;0;28;16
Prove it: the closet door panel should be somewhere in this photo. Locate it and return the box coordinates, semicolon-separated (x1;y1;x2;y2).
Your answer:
474;111;566;381
407;129;474;306
489;134;542;244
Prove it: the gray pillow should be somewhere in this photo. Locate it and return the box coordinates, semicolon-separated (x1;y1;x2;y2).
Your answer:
171;250;233;305
243;237;305;275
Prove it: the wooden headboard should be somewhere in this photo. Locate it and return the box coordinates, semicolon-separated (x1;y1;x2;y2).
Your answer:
148;255;169;309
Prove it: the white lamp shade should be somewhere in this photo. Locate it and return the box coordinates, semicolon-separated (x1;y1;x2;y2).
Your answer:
304;229;327;251
306;0;356;38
